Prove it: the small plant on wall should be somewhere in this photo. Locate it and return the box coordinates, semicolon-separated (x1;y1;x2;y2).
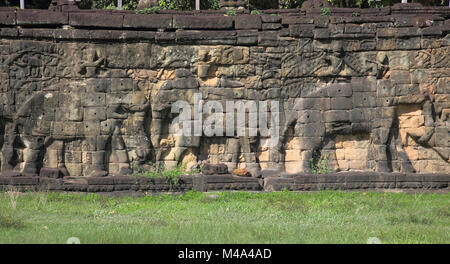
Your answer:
321;7;331;16
132;161;200;190
310;151;333;174
225;9;237;16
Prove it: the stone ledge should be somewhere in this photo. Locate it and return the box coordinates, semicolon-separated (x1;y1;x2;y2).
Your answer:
0;9;447;44
264;172;450;191
0;173;448;193
0;11;16;25
123;14;173;29
69;12;124;28
172;15;234;30
0;6;448;31
16;10;68;26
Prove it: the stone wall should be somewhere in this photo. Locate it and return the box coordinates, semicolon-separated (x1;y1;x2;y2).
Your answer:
0;3;449;187
1;172;448;194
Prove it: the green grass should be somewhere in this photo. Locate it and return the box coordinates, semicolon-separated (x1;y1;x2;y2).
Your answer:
0;190;448;244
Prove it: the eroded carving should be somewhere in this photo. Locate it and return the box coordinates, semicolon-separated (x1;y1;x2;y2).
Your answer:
0;32;448;178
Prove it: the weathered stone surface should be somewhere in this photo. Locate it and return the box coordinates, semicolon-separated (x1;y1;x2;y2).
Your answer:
235;15;262;30
69;12;123;28
39;168;64;179
0;11;15;25
173;15;233;29
176;30;236;44
123;14;172;29
233;168;252;177
289;24;314;38
17;10;68;25
282;16;314;25
202;164;229;175
0;6;448;193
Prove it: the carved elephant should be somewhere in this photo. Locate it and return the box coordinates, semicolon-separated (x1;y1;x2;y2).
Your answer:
268;79;444;174
150;69;262;176
0;81;151;177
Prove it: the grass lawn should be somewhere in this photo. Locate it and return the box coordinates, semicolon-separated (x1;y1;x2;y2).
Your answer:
0;190;448;244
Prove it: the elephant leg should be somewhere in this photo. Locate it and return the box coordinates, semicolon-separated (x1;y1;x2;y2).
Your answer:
301;149;314;173
265;148;284;172
89;151;108;177
135;134;151;164
300;135;324;174
1;124;19;175
22;135;45;175
44;139;70;176
172;135;186;163
301;150;314;173
373;146;391;172
266;133;287;172
150;115;162;162
240;137;261;177
56;141;70;177
111;133;133;176
1;146;17;175
271;118;296;173
396;146;416;173
132;111;152;164
86;136;108;177
227;138;240;171
372;125;393;173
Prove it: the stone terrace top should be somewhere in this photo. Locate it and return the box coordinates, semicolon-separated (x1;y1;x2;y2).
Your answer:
0;3;449;44
0;3;449;32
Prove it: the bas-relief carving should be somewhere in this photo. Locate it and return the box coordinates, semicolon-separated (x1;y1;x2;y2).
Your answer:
0;40;448;177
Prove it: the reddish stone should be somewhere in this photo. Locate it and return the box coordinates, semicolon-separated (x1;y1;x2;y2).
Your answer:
69;12;123;28
282;16;314;25
0;11;15;25
235;15;261;30
173;15;233;29
233;168;251;177
123;14;172;29
17;10;68;25
40;168;63;179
